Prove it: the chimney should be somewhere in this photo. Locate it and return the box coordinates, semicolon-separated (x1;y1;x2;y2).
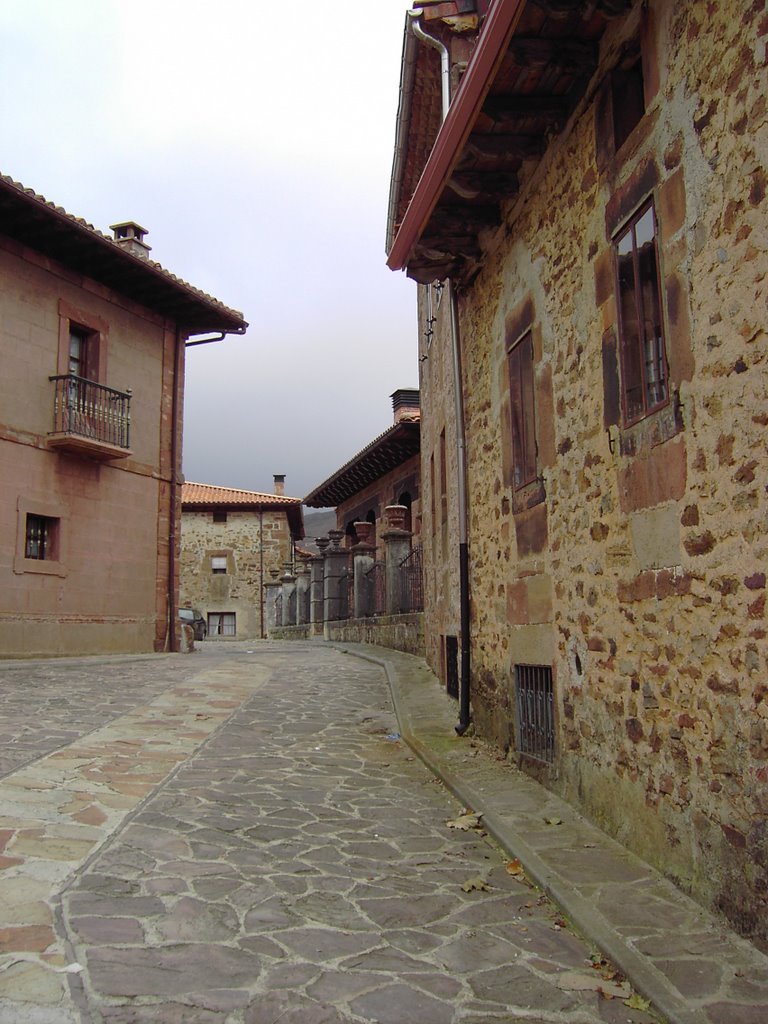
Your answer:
110;221;152;260
391;388;420;423
273;474;285;496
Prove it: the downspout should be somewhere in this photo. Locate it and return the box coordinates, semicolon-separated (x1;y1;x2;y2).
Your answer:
168;327;183;652
408;10;471;734
259;507;265;639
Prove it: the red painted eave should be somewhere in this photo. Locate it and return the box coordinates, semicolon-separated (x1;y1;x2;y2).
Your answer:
387;0;526;273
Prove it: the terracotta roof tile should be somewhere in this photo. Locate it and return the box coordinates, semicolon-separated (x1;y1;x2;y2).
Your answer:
0;175;246;332
182;482;302;507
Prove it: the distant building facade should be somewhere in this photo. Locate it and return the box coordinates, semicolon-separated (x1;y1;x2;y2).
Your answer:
0;175;245;656
180;478;304;640
388;1;768;942
304;389;421;556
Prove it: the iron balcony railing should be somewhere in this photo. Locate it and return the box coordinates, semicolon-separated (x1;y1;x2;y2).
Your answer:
50;374;131;450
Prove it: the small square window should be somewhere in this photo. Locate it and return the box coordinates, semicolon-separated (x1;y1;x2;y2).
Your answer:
25;514;58;560
211;556;228;574
212;510;227;524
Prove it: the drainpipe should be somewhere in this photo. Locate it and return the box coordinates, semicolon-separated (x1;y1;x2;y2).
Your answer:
259;507;265;638
168;327;183;651
408;10;471;734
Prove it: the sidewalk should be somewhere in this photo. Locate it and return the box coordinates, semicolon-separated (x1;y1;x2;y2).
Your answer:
338;642;768;1024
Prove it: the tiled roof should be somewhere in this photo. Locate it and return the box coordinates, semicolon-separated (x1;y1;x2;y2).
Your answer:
0;175;247;333
304;416;420;508
182;482;304;541
182;482;301;506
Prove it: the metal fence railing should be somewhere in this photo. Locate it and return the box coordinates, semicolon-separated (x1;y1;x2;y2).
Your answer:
50;374;131;449
399;544;423;612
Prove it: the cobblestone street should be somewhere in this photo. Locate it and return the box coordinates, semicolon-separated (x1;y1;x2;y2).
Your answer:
0;643;660;1024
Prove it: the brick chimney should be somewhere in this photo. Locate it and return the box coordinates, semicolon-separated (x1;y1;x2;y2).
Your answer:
273;474;285;496
110;221;152;259
391;389;420;423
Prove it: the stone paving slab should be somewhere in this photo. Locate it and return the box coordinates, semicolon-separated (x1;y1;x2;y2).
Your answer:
2;642;663;1023
0;652;271;1023
339;642;768;1024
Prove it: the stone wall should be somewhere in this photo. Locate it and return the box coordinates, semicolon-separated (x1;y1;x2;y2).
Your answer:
180;509;293;640
419;0;768;940
327;613;425;658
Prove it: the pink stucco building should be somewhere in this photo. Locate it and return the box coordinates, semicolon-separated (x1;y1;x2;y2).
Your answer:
0;175;246;656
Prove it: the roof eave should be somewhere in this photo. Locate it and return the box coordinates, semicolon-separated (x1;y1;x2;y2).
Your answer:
387;0;527;275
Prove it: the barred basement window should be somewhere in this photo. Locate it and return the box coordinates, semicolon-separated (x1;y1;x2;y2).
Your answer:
515;664;555;764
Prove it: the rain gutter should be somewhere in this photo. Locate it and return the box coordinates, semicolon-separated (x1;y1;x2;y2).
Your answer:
387;0;526;271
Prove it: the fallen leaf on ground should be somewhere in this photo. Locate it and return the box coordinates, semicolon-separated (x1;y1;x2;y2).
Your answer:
544;816;562;825
446;812;482;831
624;993;652;1011
506;859;525;876
556;971;631;1000
461;876;491;892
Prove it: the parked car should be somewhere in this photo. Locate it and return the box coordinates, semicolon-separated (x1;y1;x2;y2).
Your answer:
179;607;206;640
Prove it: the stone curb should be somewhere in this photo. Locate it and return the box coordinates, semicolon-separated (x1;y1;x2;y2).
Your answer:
338;644;710;1024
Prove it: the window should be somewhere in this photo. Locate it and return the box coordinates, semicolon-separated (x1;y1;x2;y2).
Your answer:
614;202;668;425
212;511;227;524
25;514;57;560
515;664;555;764
68;326;97;380
14;499;66;576
211;556;227;575
508;331;537;490
57;300;107;380
208;612;236;636
611;45;645;152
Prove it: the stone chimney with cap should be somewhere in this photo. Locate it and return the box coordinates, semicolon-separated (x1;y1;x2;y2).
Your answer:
110;221;152;260
273;474;285;496
391;388;420;423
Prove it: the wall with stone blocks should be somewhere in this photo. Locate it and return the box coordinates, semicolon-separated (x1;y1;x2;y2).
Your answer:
419;0;768;941
327;614;425;659
180;509;293;640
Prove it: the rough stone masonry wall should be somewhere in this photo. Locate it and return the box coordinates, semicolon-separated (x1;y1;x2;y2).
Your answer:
452;0;767;940
180;509;292;640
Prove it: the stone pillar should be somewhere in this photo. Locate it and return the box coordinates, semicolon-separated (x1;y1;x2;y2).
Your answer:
281;563;297;627
382;505;412;615
352;521;376;619
295;561;311;626
264;569;282;634
310;538;329;636
323;529;348;637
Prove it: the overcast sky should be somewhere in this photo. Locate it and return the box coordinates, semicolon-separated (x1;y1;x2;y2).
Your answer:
0;1;418;501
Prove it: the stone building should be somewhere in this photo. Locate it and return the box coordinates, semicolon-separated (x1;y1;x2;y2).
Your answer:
180;478;304;640
387;0;767;941
304;389;422;556
0;175;246;656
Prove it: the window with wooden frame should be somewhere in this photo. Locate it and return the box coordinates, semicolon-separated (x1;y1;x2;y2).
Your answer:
507;331;538;491
14;498;67;577
57;300;108;381
614;201;669;426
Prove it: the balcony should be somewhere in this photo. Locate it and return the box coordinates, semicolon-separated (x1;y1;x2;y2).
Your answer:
48;374;132;460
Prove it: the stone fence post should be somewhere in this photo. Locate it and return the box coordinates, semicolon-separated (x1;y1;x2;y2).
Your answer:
310;538;329;636
295;561;311;626
352;521;376;619
264;569;282;634
323;529;348;637
281;563;297;627
382;505;411;615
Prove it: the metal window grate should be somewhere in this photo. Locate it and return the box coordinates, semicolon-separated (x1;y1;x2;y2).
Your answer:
515;664;555;764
